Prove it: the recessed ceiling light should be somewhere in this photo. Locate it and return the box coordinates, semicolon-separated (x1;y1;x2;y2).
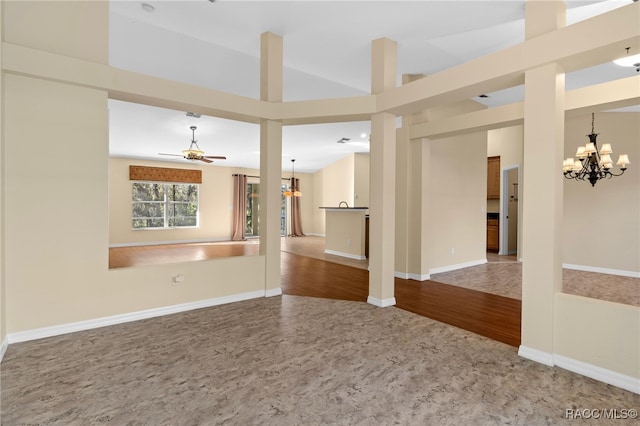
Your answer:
613;53;640;68
360;133;367;139
141;3;155;13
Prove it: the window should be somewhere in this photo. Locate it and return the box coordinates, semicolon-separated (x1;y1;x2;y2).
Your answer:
132;182;199;229
246;183;260;237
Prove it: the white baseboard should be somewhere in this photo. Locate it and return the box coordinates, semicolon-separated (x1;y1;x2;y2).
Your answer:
7;289;266;344
519;346;639;395
304;233;325;237
555;354;640;395
324;249;366;260
430;259;487;275
562;263;640;279
265;288;282;297
394;271;430;281
0;335;8;363
518;345;555;367
408;273;430;281
367;296;396;308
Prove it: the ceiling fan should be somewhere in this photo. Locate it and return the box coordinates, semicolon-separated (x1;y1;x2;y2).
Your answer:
159;126;226;164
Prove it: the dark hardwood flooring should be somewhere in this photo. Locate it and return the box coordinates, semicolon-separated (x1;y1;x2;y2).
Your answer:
281;252;369;302
394;278;521;347
281;251;521;347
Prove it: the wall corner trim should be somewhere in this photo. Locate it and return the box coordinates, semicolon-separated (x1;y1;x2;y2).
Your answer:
367;296;396;308
265;288;282;297
0;336;9;363
518;345;555;367
408;273;430;281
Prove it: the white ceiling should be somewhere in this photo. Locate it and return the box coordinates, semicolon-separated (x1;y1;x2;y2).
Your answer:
108;0;636;173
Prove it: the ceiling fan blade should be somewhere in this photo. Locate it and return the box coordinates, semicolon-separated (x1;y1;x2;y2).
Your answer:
199;158;214;164
203;155;226;160
159;153;182;157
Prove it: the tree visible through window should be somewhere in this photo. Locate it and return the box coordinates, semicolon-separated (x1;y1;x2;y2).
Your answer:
132;182;199;229
246;183;260;237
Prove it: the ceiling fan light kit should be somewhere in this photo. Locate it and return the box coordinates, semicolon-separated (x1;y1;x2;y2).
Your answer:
159;126;226;164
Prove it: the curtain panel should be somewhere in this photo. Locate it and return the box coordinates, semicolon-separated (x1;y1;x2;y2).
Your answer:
290;177;305;237
231;174;247;241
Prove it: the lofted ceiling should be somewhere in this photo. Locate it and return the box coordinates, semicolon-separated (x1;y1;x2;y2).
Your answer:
108;0;637;173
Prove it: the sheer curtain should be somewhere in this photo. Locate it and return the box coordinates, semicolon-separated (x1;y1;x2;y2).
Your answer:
231;174;247;241
290;177;305;237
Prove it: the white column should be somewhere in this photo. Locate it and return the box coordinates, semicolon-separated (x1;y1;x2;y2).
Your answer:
259;32;283;297
368;38;397;307
401;74;431;281
519;0;566;364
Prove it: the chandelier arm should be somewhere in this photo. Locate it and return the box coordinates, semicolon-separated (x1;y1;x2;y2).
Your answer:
605;169;626;177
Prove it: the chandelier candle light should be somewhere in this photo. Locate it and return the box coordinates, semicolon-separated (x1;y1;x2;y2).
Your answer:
563;113;630;187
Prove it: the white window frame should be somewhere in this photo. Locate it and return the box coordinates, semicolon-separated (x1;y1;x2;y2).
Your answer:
131;181;200;230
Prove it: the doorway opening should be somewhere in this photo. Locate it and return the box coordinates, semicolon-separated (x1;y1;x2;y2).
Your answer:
500;165;519;256
245;183;288;238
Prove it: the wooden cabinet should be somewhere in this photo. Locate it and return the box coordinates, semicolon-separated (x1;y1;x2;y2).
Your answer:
487;156;500;199
487;218;499;252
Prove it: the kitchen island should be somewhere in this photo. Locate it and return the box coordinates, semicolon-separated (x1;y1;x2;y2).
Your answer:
319;207;369;259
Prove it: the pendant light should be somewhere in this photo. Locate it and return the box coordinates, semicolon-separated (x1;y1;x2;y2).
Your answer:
284;159;302;197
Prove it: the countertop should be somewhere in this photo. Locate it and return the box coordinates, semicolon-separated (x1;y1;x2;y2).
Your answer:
319;207;369;210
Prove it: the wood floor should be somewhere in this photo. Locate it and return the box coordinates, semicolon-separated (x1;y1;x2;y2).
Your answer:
281;251;521;347
111;240;521;347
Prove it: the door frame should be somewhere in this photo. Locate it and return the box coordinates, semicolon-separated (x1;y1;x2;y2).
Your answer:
500;164;520;256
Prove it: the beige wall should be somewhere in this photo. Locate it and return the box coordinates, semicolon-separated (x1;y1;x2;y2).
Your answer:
427;131;488;269
555;293;639;379
395;100;488;277
324;210;367;257
110;158;235;244
109;157;316;245
4;73;266;333
563;112;639;274
354;153;370;208
310;154;357;235
309;152;370;236
1;0;269;335
4;0;108;64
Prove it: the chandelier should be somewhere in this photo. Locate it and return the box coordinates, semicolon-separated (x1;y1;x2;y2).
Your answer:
284;159;302;197
563;113;630;187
